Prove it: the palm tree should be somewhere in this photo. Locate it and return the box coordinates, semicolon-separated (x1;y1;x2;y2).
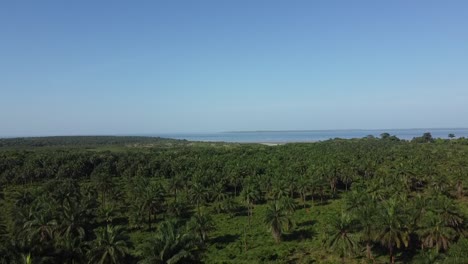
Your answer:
354;200;378;260
418;213;456;252
92;173;115;207
431;195;464;233
59;198;86;240
339;167;355;191
139;220;199;264
264;202;293;243
240;178;261;226
87;225;130;264
49;178;82;208
168;175;184;202
376;199;409;264
285;173;297;198
0;217;11;264
21;253;33;264
55;233;88;264
296;176;309;208
449;159;467;199
278;197;297;215
209;182;228;213
228;170;243;197
323;164;338;197
13;190;35;209
22;202;58;243
269;179;288;201
98;205;118;225
190;183;208;214
188;213;215;244
141;182;165;230
326;212;358;264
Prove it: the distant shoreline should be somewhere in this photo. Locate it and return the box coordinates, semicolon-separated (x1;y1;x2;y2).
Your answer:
223;128;468;133
2;128;467;141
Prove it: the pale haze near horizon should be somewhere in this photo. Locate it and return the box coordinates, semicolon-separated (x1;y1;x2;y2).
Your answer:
1;1;468;137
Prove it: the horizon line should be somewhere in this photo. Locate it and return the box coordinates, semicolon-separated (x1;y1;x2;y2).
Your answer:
221;127;468;133
1;127;468;139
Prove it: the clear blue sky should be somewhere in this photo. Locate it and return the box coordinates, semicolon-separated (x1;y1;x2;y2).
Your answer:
1;0;468;136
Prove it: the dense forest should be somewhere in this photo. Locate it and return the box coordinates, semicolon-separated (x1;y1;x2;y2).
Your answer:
0;135;467;263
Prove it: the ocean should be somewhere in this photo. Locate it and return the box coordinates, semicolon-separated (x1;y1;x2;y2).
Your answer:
155;128;468;143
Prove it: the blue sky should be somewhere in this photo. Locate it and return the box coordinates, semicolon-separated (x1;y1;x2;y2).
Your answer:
1;0;468;136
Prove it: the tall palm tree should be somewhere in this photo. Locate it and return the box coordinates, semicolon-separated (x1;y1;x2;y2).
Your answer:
55;233;88;264
22;202;58;243
168;175;184;202
209;182;228;213
59;198;86;240
354;200;378;260
141;182;165;230
269;179;288;201
0;217;10;264
21;253;33;264
418;213;456;252
87;225;130;264
449;161;467;199
139;220;199;264
188;213;215;244
278;197;297;215
98;205;118;225
240;179;261;226
92;173;115;207
296;176;309;208
263;202;293;243
431;195;464;233
228;170;243;197
190;183;208;215
326;212;358;264
376;199;409;264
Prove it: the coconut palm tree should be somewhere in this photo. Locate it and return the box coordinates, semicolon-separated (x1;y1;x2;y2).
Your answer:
264;202;293;243
431;195;464;233
98;205;118;225
141;182;165;230
168;175;184;202
209;182;228;213
418;213;456;252
296;176;309;208
22;201;58;243
326;212;358;264
0;217;11;264
269;179;288;201
376;199;409;264
139;220;199;264
354;200;378;260
55;233;88;264
91;172;114;208
188;213;215;244
87;225;130;264
59;198;86;240
240;179;261;226
190;182;208;215
278;197;297;215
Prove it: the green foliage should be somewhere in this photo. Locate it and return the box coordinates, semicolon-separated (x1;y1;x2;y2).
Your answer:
88;225;131;264
325;211;358;263
188;213;215;244
412;132;435;143
139;220;200;264
264;201;293;243
0;136;467;263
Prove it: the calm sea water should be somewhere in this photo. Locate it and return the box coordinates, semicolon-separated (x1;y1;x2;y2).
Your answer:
156;128;468;143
